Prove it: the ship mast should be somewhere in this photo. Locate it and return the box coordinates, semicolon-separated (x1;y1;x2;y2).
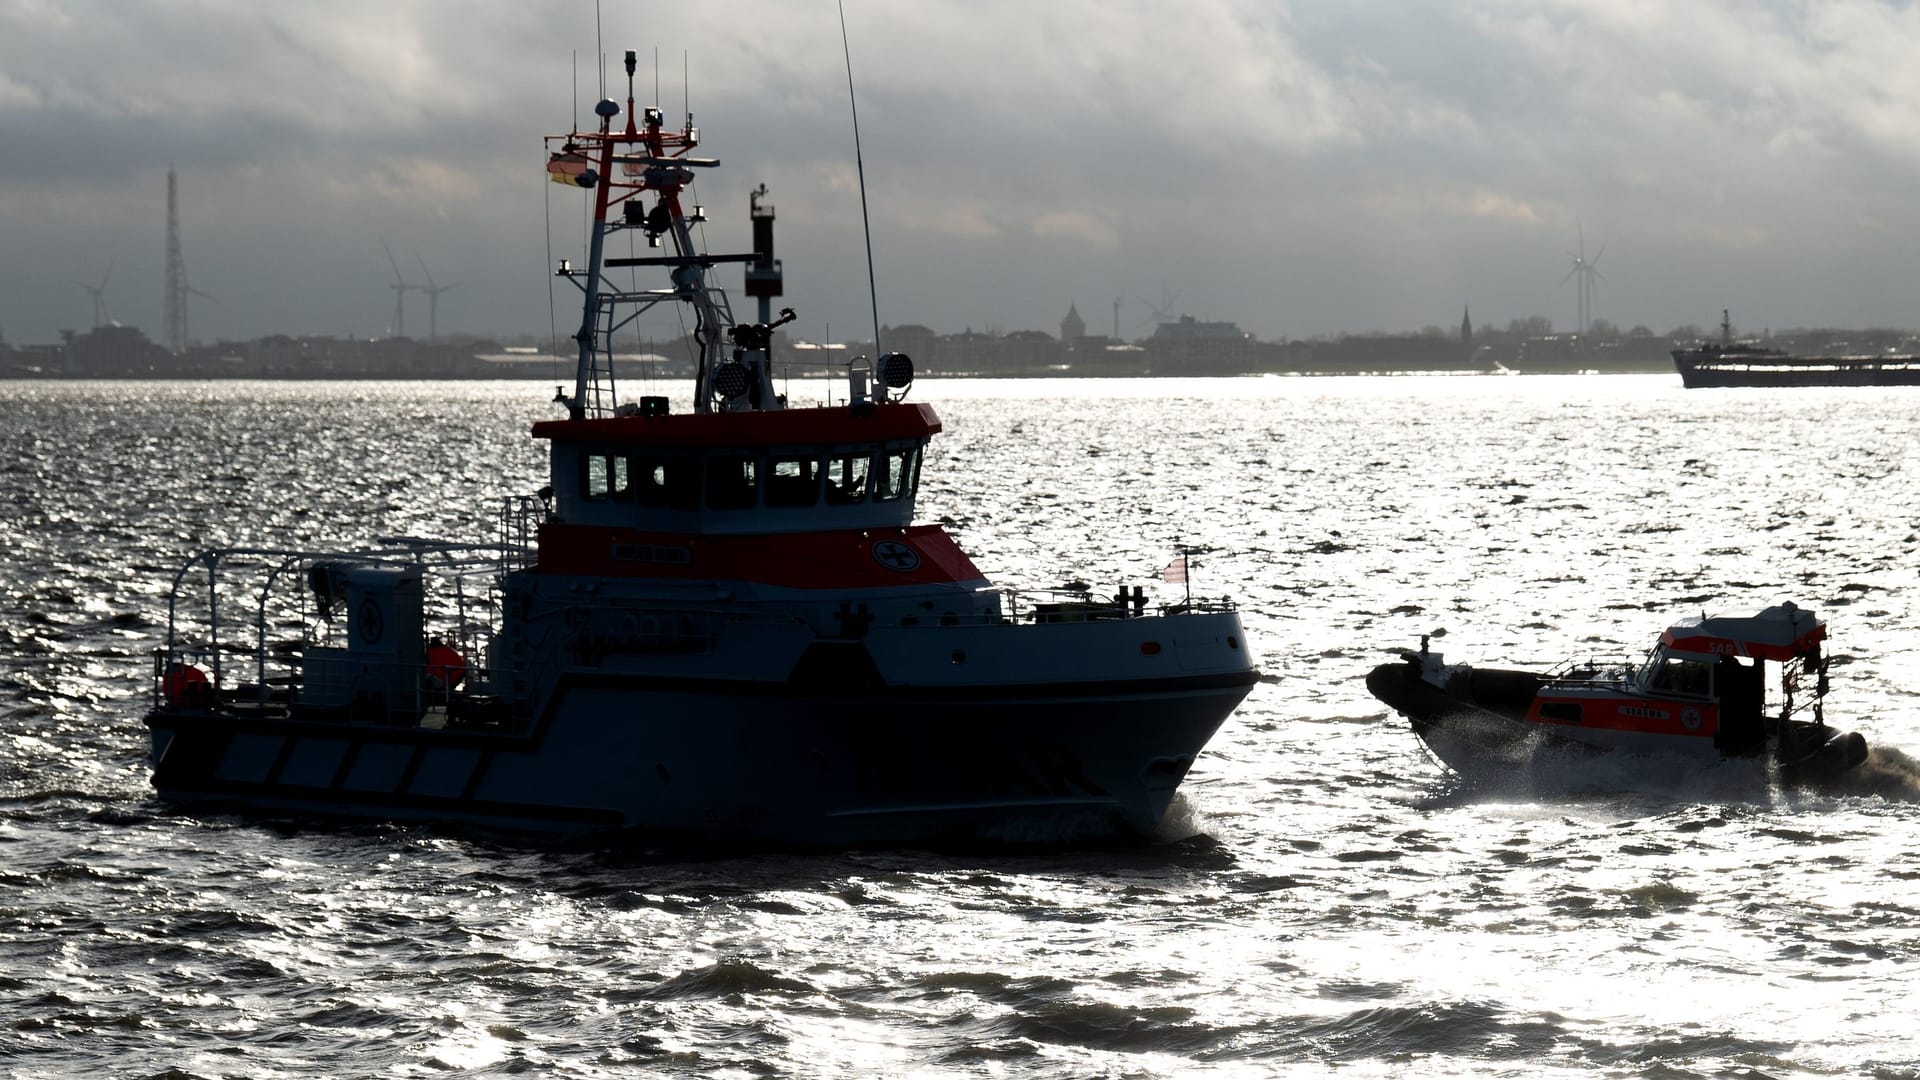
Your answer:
745;184;783;326
550;48;784;419
566;84;622;419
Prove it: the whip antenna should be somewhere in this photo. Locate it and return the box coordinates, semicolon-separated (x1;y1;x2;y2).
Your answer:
838;0;883;356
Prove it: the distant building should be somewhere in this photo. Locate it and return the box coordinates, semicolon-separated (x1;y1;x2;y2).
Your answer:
1145;315;1259;374
1304;332;1479;373
999;329;1061;371
1060;303;1086;345
1082;343;1148;375
63;324;171;374
881;324;938;367
1510;333;1669;372
780;340;848;370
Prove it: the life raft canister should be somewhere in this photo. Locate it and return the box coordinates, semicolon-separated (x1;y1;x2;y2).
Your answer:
162;663;213;709
424;643;468;692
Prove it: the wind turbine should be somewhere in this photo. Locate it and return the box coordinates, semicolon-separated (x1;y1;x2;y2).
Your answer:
73;259;114;328
1560;223;1605;337
1132;282;1183;335
383;241;419;338
415;254;460;341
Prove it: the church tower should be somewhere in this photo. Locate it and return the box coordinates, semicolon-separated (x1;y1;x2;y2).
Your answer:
1061;302;1086;345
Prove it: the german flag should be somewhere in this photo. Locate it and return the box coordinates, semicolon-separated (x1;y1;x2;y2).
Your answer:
547;151;595;188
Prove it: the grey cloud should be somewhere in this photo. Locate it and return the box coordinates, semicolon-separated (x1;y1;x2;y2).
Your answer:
4;0;1920;347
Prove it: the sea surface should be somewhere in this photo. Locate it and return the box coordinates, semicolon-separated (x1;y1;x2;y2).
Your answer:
2;374;1918;1078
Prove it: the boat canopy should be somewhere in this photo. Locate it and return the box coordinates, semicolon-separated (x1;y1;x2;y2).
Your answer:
1660;603;1825;661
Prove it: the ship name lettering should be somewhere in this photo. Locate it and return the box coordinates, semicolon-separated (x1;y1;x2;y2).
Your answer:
611;544;693;564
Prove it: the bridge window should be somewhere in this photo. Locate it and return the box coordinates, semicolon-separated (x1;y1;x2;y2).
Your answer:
767;456;820;508
706;455;759;510
609;456;631;500
581;452;631;501
825;452;871;505
876;446;919;502
636;456;699;510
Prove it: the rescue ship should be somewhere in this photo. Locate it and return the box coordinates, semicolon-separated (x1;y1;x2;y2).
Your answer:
1366;603;1870;786
141;51;1258;845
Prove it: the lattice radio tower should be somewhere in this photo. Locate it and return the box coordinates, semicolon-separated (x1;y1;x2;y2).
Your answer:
163;166;188;353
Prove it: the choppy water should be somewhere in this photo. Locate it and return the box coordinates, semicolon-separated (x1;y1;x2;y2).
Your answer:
2;375;1918;1078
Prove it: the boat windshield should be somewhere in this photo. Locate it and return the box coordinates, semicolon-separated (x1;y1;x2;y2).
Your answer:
1636;650;1713;697
569;443;922;516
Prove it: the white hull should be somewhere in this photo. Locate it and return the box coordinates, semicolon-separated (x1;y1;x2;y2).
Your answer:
1407;706;1726;789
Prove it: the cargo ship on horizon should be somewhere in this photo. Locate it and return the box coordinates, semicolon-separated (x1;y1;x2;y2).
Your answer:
1673;310;1920;388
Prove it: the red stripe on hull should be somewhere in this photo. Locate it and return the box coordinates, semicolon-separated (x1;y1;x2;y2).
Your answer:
535;523;986;588
532;402;941;447
1528;693;1719;738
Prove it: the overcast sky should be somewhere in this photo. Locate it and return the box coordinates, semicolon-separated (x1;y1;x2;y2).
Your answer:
5;0;1920;348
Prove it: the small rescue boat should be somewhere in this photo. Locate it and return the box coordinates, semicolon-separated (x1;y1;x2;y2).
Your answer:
1366;603;1870;786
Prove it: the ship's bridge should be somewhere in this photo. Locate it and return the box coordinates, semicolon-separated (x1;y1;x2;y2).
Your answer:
531;401;941;535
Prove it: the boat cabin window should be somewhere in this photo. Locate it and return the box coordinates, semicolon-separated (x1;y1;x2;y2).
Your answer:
705;456;759;510
875;446;920;502
635;455;700;510
825;452;871;505
559;441;924;524
582;453;633;502
1643;653;1712;696
766;456;821;508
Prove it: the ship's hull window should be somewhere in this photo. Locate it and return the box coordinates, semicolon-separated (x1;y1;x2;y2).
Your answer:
767;456;821;507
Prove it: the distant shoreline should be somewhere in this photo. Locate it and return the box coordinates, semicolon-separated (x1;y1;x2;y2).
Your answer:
1;363;1679;381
